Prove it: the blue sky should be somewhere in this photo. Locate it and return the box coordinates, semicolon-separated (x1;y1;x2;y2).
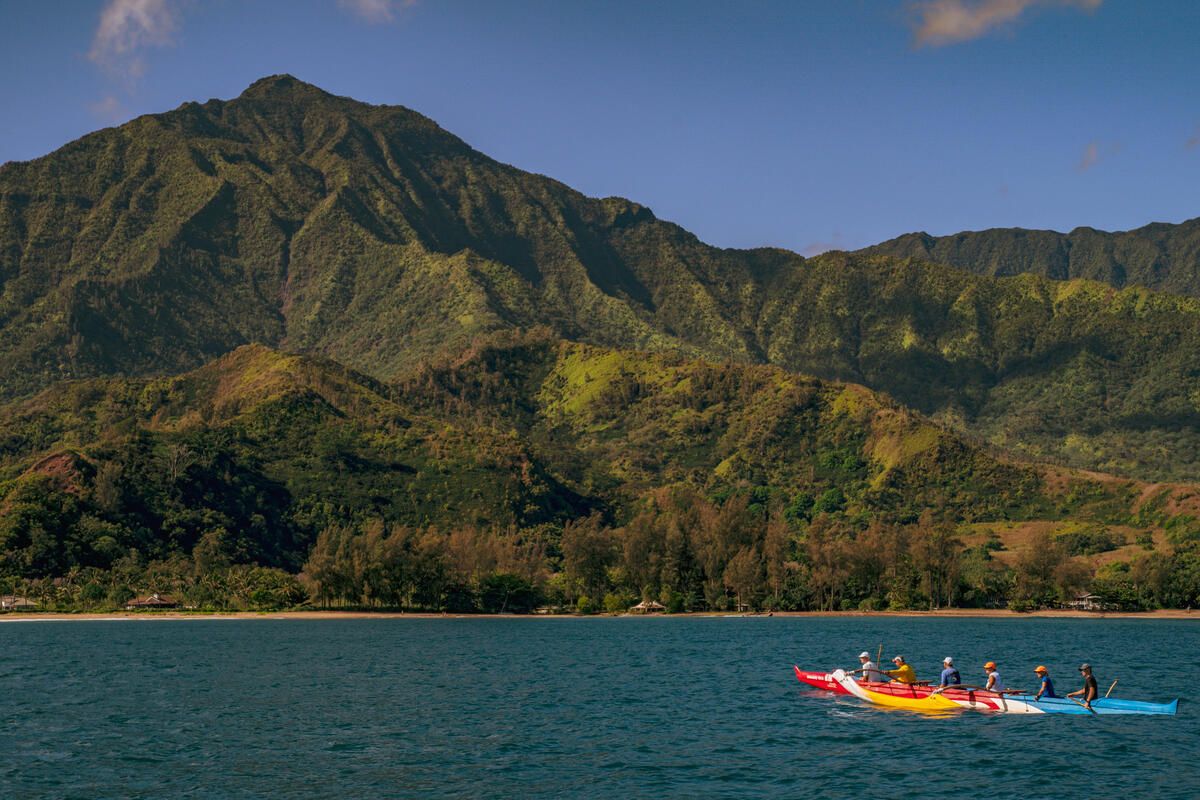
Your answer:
1;0;1198;253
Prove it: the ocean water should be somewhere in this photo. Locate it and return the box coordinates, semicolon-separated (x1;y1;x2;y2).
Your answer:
1;616;1197;799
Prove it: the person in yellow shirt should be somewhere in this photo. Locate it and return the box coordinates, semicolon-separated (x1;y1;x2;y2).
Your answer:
884;655;917;684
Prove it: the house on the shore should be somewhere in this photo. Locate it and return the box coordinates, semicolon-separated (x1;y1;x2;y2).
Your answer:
1;595;37;611
125;593;178;610
1063;593;1106;612
629;600;666;614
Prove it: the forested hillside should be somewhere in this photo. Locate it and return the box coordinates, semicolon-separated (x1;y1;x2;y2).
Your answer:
3;334;1198;611
754;255;1200;481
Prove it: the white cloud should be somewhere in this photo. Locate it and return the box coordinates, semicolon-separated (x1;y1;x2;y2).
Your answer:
1077;141;1100;171
800;233;851;257
911;0;1101;48
338;0;417;24
1076;140;1120;172
89;95;125;122
88;0;177;81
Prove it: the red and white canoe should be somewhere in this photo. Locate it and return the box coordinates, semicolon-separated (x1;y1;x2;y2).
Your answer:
794;665;1014;711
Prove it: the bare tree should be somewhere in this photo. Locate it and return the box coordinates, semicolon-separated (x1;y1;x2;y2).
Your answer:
162;443;197;483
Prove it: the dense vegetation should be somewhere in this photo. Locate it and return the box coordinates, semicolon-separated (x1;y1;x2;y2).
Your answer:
863;218;1200;299
2;76;1199;479
2;334;1197;612
298;501;1200;614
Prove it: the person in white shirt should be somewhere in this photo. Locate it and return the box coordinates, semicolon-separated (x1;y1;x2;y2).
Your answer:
984;660;1007;692
855;651;886;682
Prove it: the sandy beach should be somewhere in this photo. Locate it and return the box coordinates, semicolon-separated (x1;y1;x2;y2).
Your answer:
2;608;1197;622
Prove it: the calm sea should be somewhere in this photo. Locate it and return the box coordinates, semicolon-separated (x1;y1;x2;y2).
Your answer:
1;617;1197;799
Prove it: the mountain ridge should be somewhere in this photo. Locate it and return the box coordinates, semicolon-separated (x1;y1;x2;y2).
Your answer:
861;217;1200;298
1;75;1199;481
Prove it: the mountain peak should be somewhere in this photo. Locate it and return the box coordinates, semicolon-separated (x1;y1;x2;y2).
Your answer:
239;74;332;101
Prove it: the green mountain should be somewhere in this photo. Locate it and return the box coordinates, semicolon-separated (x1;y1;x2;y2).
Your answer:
862;219;1200;298
3;333;1186;582
2;75;1199;482
0;74;741;400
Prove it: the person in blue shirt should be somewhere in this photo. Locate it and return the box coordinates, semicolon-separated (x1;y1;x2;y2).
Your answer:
1033;665;1057;699
939;657;961;687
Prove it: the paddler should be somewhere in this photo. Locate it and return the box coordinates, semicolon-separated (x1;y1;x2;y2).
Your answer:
984;661;1007;692
1067;663;1099;710
1033;665;1057;699
938;657;961;687
855;651;886;682
884;655;917;684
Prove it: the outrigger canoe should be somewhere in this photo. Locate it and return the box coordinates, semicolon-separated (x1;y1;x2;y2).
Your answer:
796;665;1178;716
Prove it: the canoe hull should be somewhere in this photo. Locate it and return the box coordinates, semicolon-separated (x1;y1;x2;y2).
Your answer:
832;669;962;712
1030;696;1179;715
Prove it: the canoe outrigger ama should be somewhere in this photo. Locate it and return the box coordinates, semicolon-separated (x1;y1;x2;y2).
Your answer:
794;666;1179;716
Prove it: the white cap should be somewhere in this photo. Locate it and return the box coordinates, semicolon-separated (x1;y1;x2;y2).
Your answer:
893;655;904;663
943;657;954;665
859;651;871;659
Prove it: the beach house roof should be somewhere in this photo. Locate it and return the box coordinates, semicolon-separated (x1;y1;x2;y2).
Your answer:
125;593;178;609
629;600;666;613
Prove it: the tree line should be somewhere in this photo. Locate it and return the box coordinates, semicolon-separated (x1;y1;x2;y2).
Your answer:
4;482;1199;614
298;487;1200;614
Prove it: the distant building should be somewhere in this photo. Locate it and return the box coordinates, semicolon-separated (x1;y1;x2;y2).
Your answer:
629;600;666;614
1063;593;1106;612
125;593;178;610
1;595;37;610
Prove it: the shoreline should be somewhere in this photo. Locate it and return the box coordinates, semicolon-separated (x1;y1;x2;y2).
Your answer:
1;608;1197;622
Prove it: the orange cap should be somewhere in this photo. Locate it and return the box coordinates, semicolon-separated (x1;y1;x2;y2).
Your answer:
984;661;997;669
1034;665;1048;674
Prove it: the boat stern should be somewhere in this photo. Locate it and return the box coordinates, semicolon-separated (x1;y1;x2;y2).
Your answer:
793;665;843;693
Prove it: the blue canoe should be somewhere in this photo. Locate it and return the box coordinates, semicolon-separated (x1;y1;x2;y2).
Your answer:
1028;695;1179;715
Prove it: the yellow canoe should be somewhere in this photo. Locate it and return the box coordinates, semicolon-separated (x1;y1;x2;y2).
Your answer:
831;669;961;712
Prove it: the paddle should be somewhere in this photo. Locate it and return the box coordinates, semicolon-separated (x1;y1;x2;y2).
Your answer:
1068;696;1098;715
843;647;886;680
842;665;889;681
1105;679;1118;698
931;683;988;694
931;683;1026;696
